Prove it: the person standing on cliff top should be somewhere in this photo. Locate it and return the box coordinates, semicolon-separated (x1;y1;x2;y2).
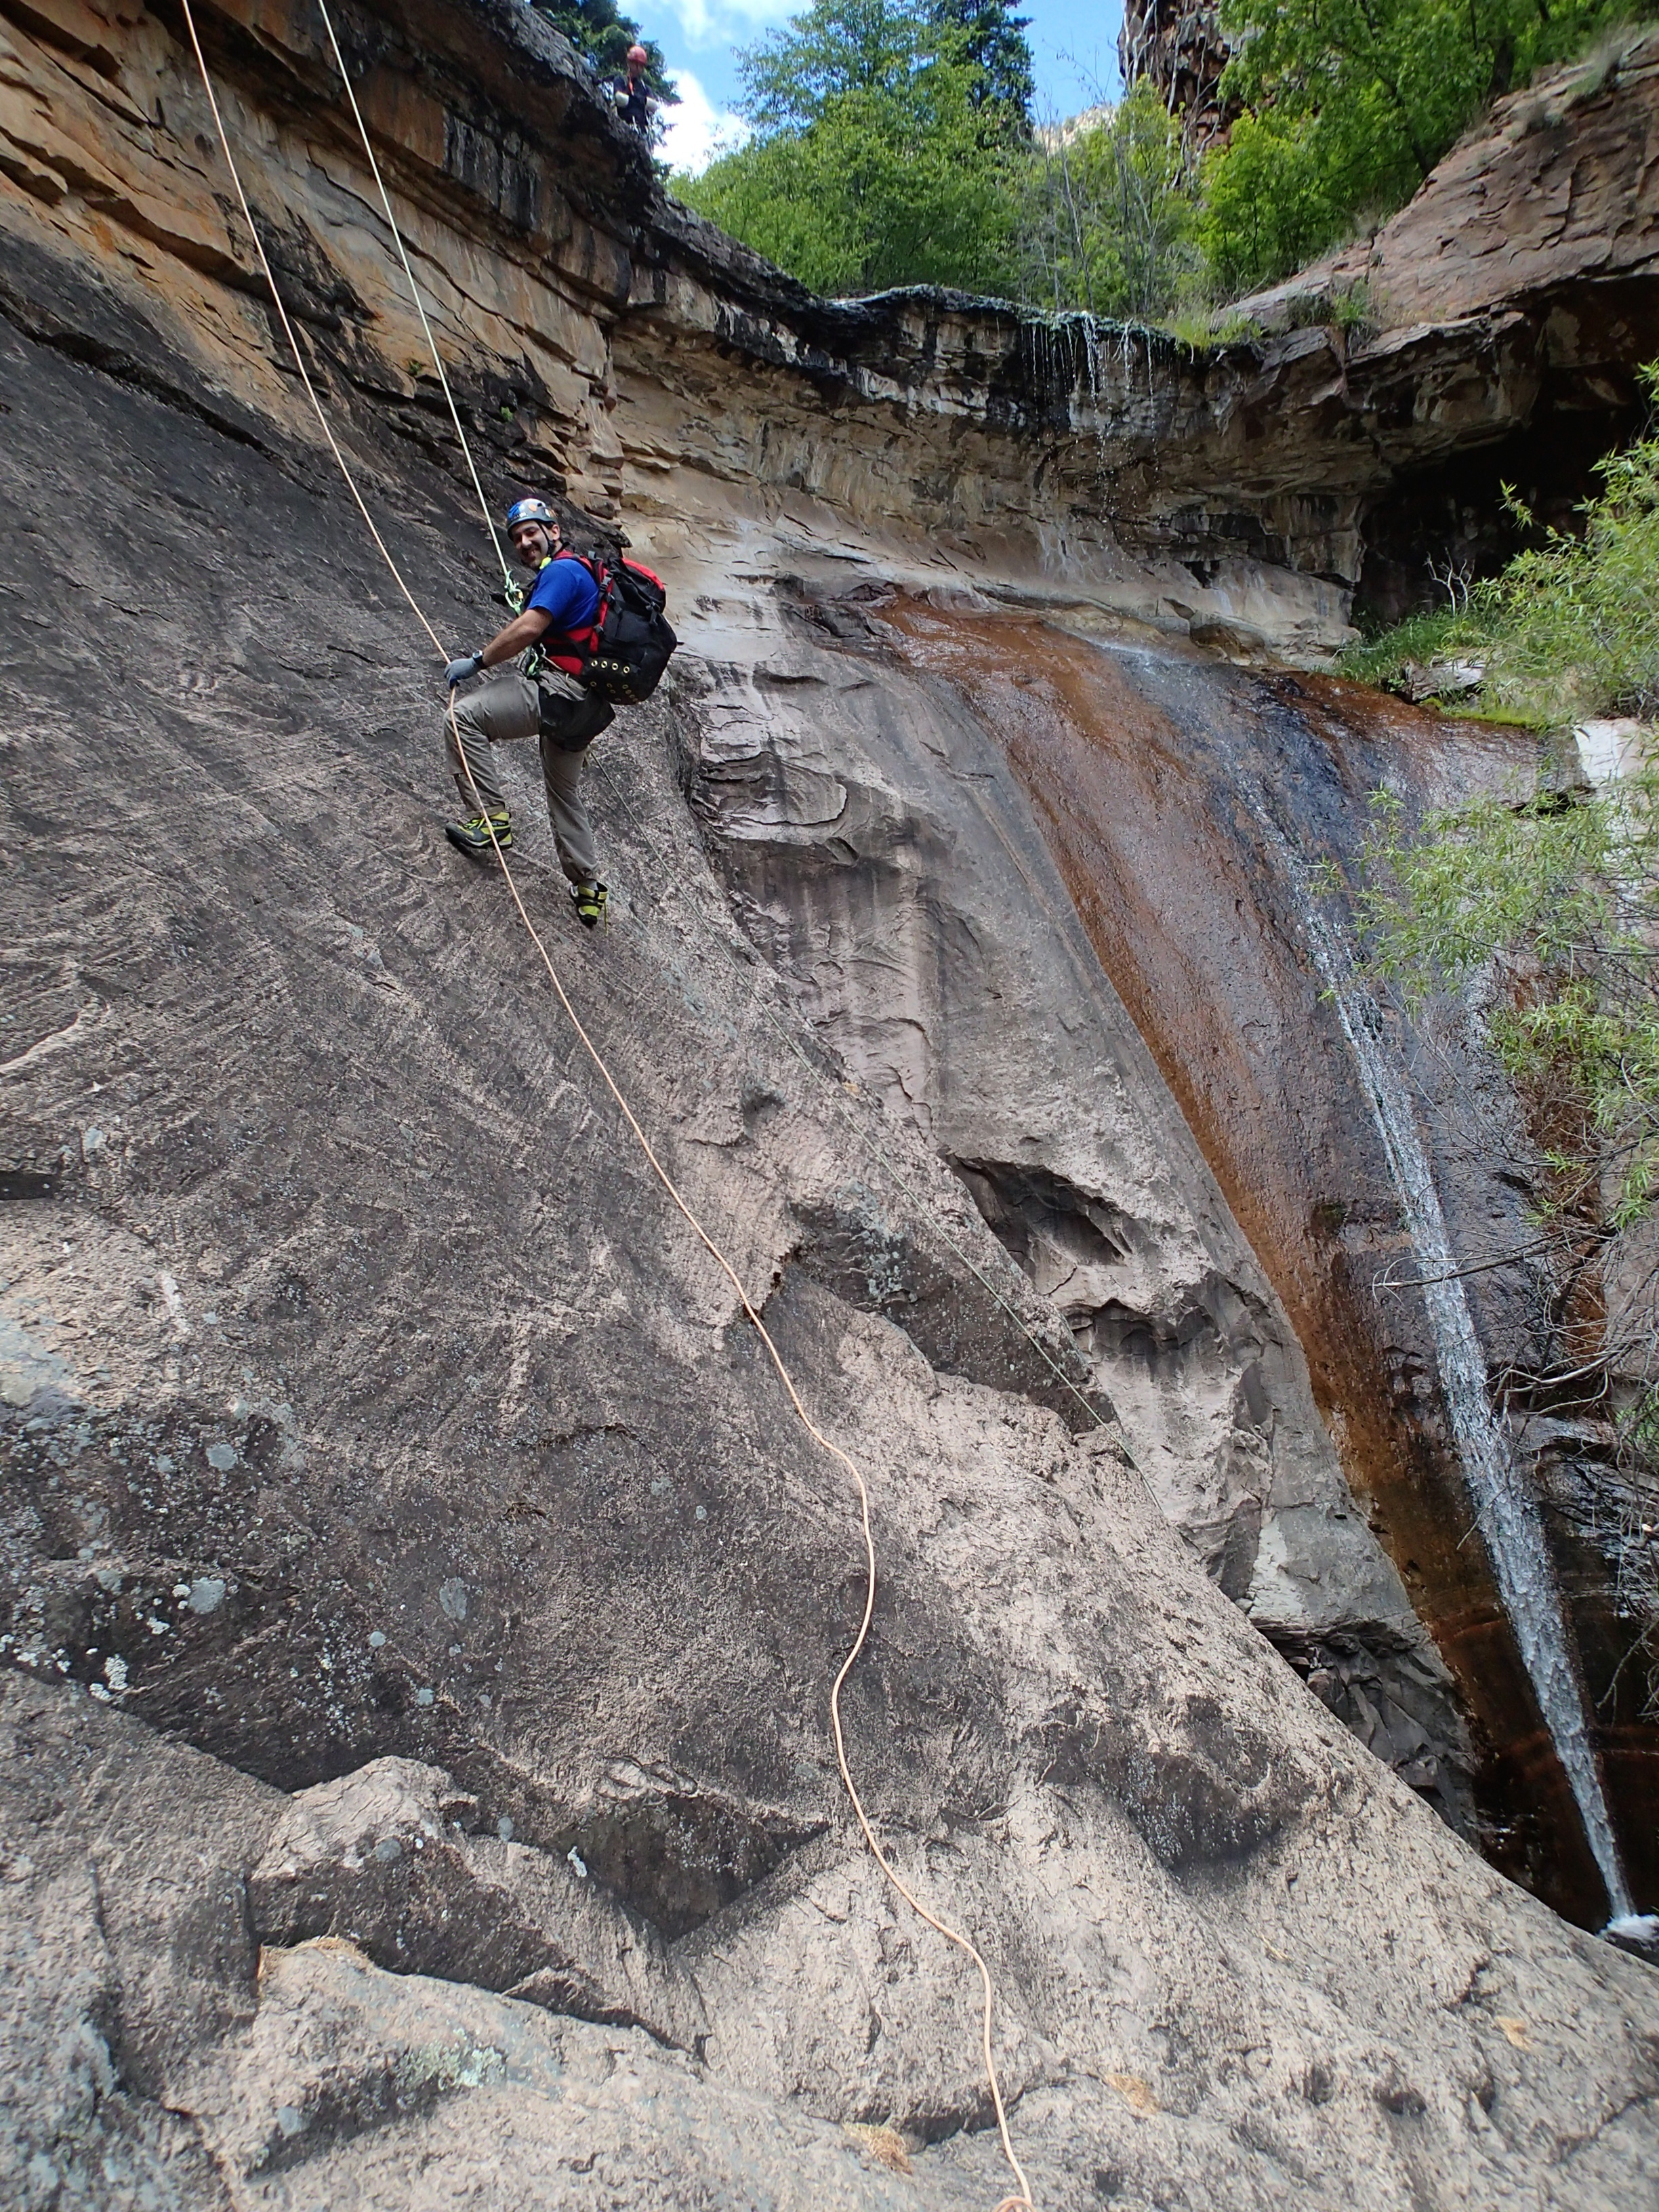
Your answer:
441;498;614;929
612;43;653;134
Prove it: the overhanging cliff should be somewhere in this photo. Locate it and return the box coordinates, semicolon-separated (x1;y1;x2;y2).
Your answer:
8;1;1658;657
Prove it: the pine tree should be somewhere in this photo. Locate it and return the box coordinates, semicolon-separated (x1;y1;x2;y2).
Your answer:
930;0;1034;128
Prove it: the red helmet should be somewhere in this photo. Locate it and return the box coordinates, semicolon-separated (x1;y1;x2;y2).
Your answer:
626;43;648;64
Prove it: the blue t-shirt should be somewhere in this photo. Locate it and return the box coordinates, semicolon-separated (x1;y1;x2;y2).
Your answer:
526;554;601;642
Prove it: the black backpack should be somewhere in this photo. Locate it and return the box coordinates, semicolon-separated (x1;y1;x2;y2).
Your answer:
577;555;678;703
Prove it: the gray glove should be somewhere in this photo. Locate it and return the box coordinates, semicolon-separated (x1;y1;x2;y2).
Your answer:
445;652;484;689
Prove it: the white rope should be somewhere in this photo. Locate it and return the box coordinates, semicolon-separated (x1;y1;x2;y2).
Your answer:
180;11;1037;2198
180;0;447;661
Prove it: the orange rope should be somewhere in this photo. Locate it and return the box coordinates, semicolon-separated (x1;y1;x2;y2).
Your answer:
178;9;1035;2199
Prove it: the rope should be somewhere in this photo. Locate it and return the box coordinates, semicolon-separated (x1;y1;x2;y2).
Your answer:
179;0;445;663
590;754;1111;1435
179;6;1036;2200
298;14;1092;1462
313;0;514;595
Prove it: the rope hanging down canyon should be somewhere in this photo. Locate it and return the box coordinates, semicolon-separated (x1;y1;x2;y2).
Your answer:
178;3;1035;2201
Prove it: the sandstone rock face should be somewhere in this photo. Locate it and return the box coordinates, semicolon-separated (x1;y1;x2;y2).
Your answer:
2;1;1658;2205
668;527;1659;1920
1118;1;1235;150
1228;24;1659;616
671;577;1474;1836
851;610;1658;1921
1235;28;1659;342
5;0;1655;647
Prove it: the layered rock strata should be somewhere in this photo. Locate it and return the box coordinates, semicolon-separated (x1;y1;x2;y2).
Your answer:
7;0;1657;663
1229;24;1659;616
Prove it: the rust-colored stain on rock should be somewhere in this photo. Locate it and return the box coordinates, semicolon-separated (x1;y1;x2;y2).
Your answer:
886;596;1652;1923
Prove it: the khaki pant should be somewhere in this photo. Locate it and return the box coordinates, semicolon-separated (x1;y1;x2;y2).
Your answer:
446;668;614;884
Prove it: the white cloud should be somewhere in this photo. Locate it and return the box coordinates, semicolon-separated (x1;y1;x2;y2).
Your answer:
659;0;796;47
659;68;752;176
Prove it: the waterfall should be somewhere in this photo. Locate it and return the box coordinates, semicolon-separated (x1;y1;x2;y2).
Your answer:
1250;800;1634;1921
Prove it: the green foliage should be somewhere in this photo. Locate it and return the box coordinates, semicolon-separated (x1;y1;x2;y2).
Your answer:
676;0;1018;295
1342;374;1659;1436
1325;279;1377;334
737;0;926;127
1476;424;1659;723
1337;607;1476;690
1017;85;1199;320
1202;0;1639;292
1344;369;1659;720
533;0;674;92
1166;302;1265;350
1195;109;1345;300
1350;771;1659;1233
670;0;1650;309
930;0;1034;131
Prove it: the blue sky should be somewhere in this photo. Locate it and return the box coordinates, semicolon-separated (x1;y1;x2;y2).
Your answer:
656;0;1126;170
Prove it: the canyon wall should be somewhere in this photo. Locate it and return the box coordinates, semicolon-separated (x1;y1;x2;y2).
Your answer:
1118;0;1235;150
1229;26;1659;615
2;1;1657;2205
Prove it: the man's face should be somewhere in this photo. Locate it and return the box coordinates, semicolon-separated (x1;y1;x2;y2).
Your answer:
510;518;557;567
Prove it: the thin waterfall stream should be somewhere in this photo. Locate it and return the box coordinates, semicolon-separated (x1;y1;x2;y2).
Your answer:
1249;797;1635;1921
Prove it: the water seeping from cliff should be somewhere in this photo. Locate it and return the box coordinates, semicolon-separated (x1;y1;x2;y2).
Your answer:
882;597;1654;1921
1017;312;1165;443
1245;796;1635;1922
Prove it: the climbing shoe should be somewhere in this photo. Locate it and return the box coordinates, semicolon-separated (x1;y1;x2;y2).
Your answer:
569;880;608;930
445;810;512;858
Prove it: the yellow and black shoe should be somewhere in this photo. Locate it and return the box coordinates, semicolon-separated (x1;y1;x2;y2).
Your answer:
569;879;607;929
445;810;512;858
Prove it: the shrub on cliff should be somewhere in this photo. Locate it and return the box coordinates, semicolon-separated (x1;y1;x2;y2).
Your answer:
1354;772;1659;1232
674;0;1022;295
1477;432;1659;728
1345;377;1659;1532
1347;761;1659;1607
1345;368;1659;724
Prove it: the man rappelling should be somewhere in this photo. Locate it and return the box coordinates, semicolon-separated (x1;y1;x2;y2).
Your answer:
441;497;674;930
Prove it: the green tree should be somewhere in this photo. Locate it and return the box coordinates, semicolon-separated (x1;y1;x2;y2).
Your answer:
676;1;1018;296
1018;84;1198;319
1195;110;1343;301
738;0;930;127
1202;0;1639;293
533;0;675;96
930;0;1035;132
